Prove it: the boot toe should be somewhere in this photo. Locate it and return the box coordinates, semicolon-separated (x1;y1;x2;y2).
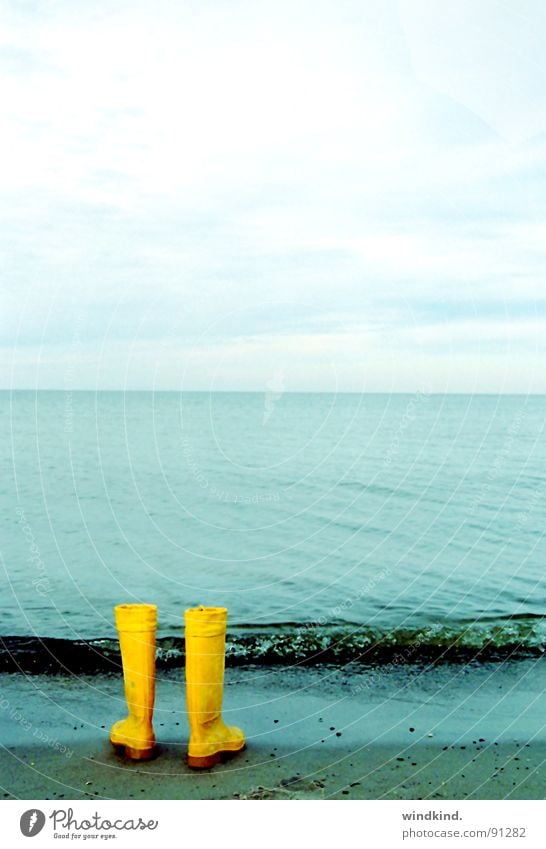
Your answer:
109;718;127;745
226;725;245;750
109;717;155;750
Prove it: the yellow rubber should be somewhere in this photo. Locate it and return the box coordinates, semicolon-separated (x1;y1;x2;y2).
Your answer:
184;606;245;769
110;603;157;760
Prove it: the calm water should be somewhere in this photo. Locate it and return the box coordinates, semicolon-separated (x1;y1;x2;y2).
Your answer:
1;391;545;649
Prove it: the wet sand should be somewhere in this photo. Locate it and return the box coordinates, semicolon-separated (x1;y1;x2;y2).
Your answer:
1;660;544;800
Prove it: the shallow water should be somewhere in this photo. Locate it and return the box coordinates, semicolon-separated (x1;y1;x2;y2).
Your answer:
1;391;545;652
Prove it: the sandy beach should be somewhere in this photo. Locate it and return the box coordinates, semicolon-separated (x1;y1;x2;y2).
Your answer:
1;659;544;800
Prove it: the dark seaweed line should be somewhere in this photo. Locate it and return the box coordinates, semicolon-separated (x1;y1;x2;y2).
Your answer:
0;630;543;675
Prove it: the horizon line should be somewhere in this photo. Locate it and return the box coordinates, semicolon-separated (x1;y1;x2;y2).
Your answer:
2;388;545;397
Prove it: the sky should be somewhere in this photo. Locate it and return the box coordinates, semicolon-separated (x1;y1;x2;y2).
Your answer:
1;0;546;393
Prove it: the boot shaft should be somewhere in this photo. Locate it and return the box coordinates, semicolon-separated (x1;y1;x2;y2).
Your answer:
184;606;227;723
115;604;157;716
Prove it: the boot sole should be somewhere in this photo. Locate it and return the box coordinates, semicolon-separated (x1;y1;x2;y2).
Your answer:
187;742;246;770
111;742;156;761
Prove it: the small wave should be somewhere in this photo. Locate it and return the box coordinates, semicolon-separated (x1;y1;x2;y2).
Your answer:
1;620;543;674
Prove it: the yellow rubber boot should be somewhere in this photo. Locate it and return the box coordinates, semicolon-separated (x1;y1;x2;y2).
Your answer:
184;606;245;769
110;603;157;760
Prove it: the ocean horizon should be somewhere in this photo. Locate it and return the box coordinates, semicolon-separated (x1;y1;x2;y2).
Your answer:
1;390;544;660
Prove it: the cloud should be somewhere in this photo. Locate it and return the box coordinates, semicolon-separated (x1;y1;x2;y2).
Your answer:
400;0;546;143
1;0;545;390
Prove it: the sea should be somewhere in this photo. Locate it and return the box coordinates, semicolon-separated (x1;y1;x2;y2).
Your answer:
1;391;545;665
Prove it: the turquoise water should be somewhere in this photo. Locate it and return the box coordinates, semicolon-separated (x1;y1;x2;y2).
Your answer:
1;391;545;651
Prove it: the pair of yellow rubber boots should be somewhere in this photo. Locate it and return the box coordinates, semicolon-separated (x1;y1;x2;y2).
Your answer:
109;604;245;769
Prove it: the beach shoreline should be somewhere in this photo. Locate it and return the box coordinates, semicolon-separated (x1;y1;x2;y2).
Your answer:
1;659;544;800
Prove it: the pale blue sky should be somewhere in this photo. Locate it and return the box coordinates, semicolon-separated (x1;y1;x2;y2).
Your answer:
1;0;546;392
